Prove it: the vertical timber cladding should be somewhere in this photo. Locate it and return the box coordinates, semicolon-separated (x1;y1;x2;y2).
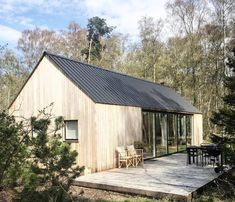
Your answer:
192;114;203;146
9;57;97;172
95;104;142;172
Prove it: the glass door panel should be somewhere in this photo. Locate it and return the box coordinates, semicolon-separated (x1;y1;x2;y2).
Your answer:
142;112;155;158
186;115;192;146
156;113;168;156
168;114;178;153
178;115;186;151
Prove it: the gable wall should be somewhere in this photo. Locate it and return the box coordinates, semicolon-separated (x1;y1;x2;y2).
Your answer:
9;57;97;170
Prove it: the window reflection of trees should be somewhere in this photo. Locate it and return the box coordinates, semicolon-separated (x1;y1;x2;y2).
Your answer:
142;111;192;158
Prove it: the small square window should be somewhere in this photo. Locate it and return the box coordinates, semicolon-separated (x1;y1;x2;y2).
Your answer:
65;120;78;141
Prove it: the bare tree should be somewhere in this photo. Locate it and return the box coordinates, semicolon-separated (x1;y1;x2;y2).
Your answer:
210;0;235;74
138;16;163;82
166;0;209;105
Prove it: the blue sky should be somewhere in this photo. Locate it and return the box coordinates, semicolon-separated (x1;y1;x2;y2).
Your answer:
0;0;167;49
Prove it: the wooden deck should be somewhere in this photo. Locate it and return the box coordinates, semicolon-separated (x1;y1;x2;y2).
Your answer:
74;153;220;201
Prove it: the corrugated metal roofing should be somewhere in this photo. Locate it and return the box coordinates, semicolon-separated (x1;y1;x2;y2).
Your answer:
45;51;200;114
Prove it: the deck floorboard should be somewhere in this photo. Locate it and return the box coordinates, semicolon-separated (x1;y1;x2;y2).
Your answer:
74;153;220;200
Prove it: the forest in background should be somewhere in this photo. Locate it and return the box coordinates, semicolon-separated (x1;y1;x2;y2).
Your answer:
0;0;235;139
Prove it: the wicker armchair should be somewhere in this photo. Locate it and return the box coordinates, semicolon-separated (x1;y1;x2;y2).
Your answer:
127;145;144;167
116;146;134;168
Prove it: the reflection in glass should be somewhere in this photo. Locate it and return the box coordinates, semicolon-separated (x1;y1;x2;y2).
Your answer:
142;112;154;158
178;115;186;151
168;114;178;154
142;111;192;158
156;113;168;156
186;115;192;146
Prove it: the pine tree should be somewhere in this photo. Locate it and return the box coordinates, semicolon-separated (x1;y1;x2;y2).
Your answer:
81;16;114;64
211;47;235;167
211;47;235;138
19;115;84;201
0;111;29;189
0;108;83;201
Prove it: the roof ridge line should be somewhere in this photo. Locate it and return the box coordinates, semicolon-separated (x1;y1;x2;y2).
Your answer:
43;51;168;88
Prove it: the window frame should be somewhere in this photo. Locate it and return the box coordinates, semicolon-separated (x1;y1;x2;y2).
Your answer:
64;120;79;142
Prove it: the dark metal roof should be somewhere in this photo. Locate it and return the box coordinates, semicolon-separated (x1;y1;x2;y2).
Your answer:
44;52;200;114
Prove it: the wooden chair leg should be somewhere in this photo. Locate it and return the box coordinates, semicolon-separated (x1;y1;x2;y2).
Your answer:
131;158;134;167
127;159;131;168
135;157;138;167
136;157;141;167
119;161;123;168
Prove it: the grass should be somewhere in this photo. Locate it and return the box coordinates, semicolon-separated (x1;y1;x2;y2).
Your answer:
71;186;173;202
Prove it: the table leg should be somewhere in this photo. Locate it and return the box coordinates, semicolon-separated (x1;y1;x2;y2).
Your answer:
187;151;191;165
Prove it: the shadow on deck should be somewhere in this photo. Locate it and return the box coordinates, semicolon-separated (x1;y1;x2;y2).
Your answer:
74;153;220;201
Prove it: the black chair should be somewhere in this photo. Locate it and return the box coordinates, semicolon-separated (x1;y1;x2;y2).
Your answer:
201;144;221;167
207;146;221;166
201;146;210;166
187;147;199;165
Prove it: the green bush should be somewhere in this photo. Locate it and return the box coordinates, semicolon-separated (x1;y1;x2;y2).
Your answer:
0;109;84;201
18;115;84;201
0;111;30;189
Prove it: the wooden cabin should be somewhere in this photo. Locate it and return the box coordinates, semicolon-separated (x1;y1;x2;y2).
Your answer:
9;52;203;172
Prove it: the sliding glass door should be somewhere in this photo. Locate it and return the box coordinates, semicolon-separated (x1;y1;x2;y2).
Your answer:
142;111;192;158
